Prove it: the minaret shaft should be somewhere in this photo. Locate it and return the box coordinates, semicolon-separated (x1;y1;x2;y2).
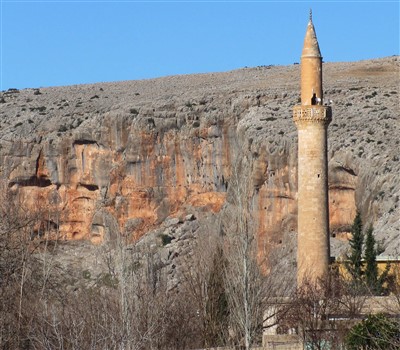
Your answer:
294;15;332;285
296;119;330;282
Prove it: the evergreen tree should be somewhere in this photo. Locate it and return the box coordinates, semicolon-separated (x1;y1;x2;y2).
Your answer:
345;211;364;285
364;225;379;293
364;226;390;295
346;313;400;350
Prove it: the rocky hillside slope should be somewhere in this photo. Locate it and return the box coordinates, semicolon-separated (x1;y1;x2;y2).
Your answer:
1;57;399;270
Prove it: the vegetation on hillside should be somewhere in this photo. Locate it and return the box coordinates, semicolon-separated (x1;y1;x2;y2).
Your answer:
1;188;399;349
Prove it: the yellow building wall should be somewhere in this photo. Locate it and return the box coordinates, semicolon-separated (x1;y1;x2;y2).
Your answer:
335;259;400;286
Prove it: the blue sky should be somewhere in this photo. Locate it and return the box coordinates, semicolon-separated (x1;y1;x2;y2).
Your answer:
1;1;399;90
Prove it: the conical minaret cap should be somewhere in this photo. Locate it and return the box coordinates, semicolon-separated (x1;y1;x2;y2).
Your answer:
302;15;322;58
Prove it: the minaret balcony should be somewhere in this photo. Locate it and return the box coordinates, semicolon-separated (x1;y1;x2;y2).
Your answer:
293;105;332;125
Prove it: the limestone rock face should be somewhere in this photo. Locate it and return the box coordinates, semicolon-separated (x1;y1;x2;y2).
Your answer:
0;57;399;258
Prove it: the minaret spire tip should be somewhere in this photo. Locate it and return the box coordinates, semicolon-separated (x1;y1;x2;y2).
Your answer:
302;8;321;58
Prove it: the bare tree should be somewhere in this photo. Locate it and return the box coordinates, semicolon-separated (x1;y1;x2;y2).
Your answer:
100;235;168;350
279;273;370;350
222;156;290;349
0;186;44;348
181;226;228;348
337;277;368;320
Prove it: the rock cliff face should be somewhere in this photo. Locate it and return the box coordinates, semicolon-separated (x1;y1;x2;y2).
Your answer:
1;57;399;259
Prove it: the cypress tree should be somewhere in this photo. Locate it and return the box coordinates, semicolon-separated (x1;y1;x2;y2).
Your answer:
364;225;390;295
364;226;379;293
346;211;364;284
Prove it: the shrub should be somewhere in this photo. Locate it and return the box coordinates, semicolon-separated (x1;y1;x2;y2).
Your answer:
58;124;68;132
185;101;194;108
130;108;139;115
29;106;46;112
82;270;91;280
160;234;172;246
346;314;400;350
365;91;377;99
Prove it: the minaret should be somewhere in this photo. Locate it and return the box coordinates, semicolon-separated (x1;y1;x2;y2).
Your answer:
293;11;332;285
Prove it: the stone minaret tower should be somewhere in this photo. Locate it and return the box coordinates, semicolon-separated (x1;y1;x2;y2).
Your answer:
293;11;332;285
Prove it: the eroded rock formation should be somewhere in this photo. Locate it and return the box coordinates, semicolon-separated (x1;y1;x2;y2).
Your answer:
1;57;399;259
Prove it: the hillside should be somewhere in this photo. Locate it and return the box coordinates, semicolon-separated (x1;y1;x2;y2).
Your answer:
0;56;399;281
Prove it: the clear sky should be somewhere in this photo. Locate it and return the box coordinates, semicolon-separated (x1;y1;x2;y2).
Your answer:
1;1;399;90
